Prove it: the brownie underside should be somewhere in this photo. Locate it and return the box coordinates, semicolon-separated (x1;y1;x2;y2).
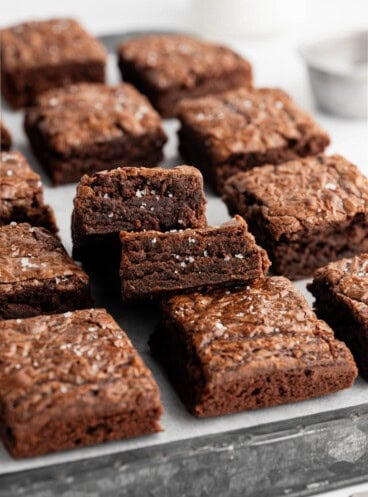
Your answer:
149;324;355;417
178;125;328;194
119;56;251;118
2;62;105;109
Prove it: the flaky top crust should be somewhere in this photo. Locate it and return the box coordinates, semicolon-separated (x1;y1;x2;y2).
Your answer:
310;254;368;324
178;87;329;163
0;309;160;425
1;151;42;202
118;34;251;92
25;83;166;155
225;154;368;239
1;18;106;71
162;277;355;383
0;223;88;286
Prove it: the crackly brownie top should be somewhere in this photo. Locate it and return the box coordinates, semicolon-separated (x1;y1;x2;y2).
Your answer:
178;87;329;163
0;309;160;424
25;83;166;156
1;18;106;71
0;223;88;286
1;151;42;202
162;276;355;381
225;154;368;239
311;254;368;322
118;34;251;92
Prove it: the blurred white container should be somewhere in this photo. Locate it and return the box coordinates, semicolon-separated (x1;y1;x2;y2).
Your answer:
191;0;296;40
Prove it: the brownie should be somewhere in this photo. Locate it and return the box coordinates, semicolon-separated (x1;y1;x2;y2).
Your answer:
0;308;162;458
0;223;92;320
72;165;207;263
1;18;106;109
24;83;167;185
120;216;270;301
1;120;12;151
1;151;57;232
178;87;330;194
224;154;368;279
308;254;368;380
117;34;252;118
150;276;357;417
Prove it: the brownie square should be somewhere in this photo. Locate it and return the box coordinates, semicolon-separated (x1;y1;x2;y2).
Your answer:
24;83;167;185
72;165;207;262
1;120;12;151
0;308;163;458
308;254;368;379
118;34;252;118
0;223;92;320
178;87;330;194
150;277;357;417
120;216;270;301
1;151;57;232
224;154;368;279
1;18;106;109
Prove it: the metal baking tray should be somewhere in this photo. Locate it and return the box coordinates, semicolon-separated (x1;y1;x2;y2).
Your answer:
0;34;367;497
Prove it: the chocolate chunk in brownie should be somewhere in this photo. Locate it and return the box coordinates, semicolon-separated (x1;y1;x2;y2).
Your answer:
308;254;368;380
1;151;57;232
120;216;270;301
72;165;207;264
1;18;106;109
24;83;167;185
178;87;330;194
224;154;368;279
117;34;252;118
0;308;163;458
0;223;92;320
150;277;357;417
1;120;12;151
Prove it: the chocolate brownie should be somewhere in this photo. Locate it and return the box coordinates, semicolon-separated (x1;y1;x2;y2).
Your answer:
308;254;368;380
1;151;57;232
0;223;92;320
1;18;106;109
0;308;163;458
120;216;270;301
117;34;252;118
178;87;330;194
150;277;357;417
224;154;368;279
24;83;167;185
1;120;12;151
72;165;207;262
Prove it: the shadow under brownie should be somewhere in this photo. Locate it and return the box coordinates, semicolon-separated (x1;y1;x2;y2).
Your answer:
150;277;357;417
24;83;167;185
0;120;12;151
0;308;163;458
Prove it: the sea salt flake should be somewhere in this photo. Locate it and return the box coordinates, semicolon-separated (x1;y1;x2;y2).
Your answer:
6;169;13;176
235;253;244;259
135;189;145;198
236;312;245;318
152;238;157;245
107;212;114;218
324;183;336;191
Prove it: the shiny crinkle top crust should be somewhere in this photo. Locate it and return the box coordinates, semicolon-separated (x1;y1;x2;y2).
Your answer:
178;87;329;163
1;151;42;201
118;34;251;91
0;223;88;285
163;277;351;377
226;154;368;239
25;83;166;155
1;18;107;70
0;309;158;423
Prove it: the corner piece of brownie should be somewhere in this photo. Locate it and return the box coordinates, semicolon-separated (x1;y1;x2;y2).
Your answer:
1;18;107;108
1;151;57;232
117;34;252;117
178;87;330;193
308;254;368;379
0;223;92;320
150;277;357;417
24;83;167;185
72;165;207;262
1;120;12;151
120;215;270;301
224;154;368;279
0;308;163;458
